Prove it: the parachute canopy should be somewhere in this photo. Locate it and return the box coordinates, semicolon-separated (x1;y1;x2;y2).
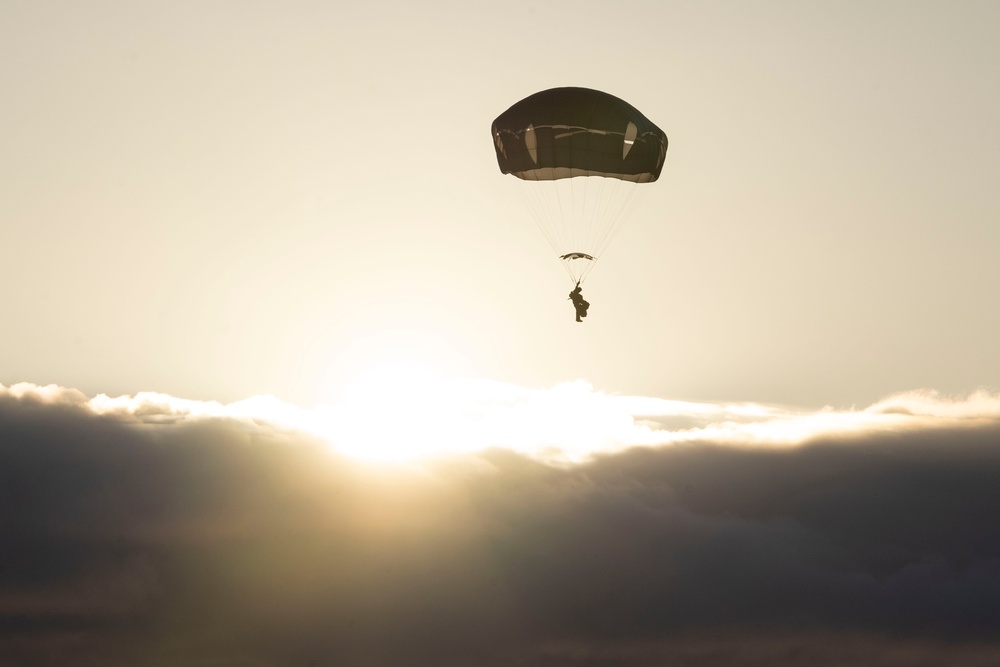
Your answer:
491;87;667;284
491;87;667;183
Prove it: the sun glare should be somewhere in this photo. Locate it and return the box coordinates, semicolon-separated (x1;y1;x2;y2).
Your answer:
307;324;494;461
319;362;474;462
309;357;658;464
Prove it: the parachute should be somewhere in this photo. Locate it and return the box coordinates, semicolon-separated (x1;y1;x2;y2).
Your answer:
492;87;667;284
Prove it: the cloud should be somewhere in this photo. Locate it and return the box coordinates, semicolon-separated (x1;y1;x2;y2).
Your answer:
2;381;1000;665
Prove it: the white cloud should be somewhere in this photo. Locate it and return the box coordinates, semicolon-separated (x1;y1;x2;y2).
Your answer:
4;379;1000;464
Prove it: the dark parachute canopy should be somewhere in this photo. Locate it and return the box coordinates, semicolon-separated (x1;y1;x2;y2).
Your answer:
491;87;667;283
492;87;667;183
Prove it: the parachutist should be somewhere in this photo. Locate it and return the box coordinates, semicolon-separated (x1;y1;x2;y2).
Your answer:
568;282;590;322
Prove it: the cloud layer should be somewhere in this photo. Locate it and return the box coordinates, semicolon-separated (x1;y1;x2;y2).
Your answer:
2;381;1000;666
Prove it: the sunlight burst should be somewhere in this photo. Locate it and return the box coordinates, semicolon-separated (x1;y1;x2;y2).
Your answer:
325;362;473;461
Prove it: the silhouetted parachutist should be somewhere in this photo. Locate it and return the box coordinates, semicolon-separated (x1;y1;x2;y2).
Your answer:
568;282;590;322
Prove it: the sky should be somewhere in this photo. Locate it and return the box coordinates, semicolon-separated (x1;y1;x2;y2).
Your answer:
3;1;1000;665
3;0;999;407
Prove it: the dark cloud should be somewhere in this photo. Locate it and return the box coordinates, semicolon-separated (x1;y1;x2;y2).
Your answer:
2;384;1000;665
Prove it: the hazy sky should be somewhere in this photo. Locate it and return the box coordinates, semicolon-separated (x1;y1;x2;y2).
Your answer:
4;0;998;408
4;3;1000;664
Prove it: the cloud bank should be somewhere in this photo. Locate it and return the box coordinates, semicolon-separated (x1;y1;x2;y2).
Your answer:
2;381;1000;666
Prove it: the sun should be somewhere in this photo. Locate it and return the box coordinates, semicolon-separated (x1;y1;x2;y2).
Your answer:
318;361;475;462
308;355;649;465
303;328;656;464
310;326;483;462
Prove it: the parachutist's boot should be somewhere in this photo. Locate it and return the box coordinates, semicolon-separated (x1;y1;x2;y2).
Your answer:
576;316;582;322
